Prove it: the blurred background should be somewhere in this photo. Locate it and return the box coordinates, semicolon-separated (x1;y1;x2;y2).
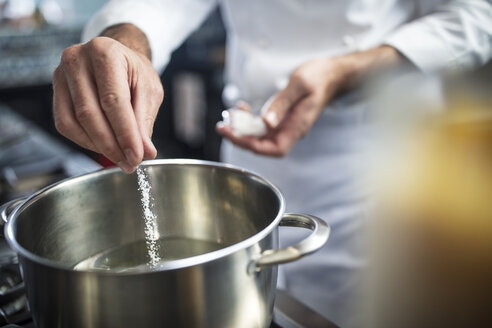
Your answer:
2;1;492;327
0;0;227;203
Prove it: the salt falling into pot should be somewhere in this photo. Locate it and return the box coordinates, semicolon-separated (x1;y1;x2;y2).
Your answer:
136;166;161;267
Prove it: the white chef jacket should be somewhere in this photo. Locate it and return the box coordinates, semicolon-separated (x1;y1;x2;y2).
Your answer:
83;1;492;327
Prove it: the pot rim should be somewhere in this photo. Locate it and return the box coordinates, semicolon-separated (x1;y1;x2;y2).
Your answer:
4;159;285;275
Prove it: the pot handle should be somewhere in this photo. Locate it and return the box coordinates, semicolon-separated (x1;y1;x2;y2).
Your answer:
252;213;330;271
0;197;27;225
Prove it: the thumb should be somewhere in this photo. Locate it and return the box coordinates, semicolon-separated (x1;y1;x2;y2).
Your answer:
142;132;157;160
133;93;159;160
261;78;307;129
138;115;157;160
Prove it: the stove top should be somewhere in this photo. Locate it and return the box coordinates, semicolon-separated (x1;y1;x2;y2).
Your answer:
0;103;338;328
0;104;101;203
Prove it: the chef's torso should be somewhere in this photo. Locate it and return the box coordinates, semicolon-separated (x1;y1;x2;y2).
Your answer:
218;4;447;324
219;0;446;109
219;0;447;212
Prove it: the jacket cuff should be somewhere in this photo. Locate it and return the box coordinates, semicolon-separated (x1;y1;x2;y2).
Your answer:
82;2;170;73
384;22;460;73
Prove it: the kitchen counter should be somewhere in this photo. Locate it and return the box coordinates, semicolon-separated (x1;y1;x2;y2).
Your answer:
0;26;82;89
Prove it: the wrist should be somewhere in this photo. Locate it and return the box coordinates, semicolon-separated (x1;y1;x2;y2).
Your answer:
333;45;404;90
101;23;152;60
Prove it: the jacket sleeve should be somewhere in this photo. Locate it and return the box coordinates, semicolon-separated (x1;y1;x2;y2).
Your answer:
385;0;492;72
82;0;218;73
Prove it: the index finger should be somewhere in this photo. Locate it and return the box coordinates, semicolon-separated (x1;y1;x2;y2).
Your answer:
262;77;307;129
89;42;143;167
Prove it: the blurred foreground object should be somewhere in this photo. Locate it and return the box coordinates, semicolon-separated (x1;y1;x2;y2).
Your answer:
364;66;492;328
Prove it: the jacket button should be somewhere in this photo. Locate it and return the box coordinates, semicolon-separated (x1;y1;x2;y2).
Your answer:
258;37;271;49
343;35;356;47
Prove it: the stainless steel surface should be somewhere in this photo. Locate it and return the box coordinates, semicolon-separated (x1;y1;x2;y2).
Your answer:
253;214;330;270
0;198;25;225
1;159;329;328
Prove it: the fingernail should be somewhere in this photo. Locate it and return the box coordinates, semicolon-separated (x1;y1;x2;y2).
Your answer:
144;134;157;157
264;112;278;128
118;161;135;174
216;121;226;129
235;100;249;110
124;148;138;166
148;141;157;158
150;142;157;155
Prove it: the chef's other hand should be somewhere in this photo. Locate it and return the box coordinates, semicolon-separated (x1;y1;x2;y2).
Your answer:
217;45;403;157
53;24;163;173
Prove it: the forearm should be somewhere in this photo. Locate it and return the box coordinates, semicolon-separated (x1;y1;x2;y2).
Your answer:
101;23;152;60
385;0;492;72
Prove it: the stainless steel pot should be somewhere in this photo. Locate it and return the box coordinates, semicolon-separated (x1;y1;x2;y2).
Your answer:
0;159;329;328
